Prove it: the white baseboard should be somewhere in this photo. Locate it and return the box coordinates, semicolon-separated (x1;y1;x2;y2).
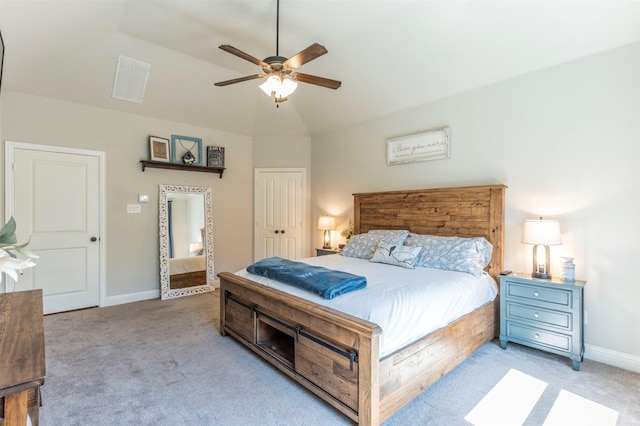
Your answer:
585;344;640;373
103;289;159;307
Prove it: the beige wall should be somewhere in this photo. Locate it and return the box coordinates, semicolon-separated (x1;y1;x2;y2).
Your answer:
311;43;640;369
1;92;254;301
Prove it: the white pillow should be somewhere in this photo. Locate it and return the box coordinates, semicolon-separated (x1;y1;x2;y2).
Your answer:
370;241;421;269
404;233;493;277
340;230;409;259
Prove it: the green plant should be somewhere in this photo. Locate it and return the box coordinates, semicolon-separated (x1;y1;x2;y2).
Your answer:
0;217;37;283
341;219;354;241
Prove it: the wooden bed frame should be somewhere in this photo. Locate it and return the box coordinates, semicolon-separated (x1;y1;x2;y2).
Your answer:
169;270;207;289
218;184;505;425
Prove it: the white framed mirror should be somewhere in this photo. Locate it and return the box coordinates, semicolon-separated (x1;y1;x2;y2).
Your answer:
159;184;214;300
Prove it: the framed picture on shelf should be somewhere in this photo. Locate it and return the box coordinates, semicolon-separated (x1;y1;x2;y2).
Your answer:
207;146;225;168
171;135;203;166
149;136;170;162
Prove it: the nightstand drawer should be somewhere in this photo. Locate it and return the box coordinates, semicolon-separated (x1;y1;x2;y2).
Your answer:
505;302;571;330
506;282;571;307
506;322;571;352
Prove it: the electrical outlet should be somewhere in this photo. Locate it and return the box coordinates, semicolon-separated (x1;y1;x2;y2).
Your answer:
127;204;141;213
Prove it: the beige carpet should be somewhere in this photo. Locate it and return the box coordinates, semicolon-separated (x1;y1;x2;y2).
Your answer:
40;291;640;425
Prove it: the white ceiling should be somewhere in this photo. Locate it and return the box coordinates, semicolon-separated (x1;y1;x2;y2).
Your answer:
2;1;639;137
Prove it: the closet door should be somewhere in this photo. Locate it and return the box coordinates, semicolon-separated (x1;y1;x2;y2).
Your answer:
254;169;305;261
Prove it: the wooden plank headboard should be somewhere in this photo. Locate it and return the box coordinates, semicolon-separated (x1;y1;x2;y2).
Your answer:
353;184;506;281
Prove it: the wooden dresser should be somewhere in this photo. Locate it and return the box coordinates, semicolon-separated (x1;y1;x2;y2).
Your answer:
0;290;46;426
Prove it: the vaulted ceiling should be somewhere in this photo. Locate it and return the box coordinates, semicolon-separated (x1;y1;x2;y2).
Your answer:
1;1;639;137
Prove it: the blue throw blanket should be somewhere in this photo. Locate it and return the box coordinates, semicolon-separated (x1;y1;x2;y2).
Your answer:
246;257;367;300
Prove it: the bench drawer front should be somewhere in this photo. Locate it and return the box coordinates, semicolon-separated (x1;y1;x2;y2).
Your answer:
224;296;255;343
507;282;571;307
506;302;571;330
506;322;571;352
295;333;358;411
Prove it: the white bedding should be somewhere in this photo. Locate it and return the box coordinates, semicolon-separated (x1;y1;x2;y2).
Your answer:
236;254;498;358
169;255;206;275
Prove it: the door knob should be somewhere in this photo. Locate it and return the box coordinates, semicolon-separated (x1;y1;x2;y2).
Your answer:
90;237;98;242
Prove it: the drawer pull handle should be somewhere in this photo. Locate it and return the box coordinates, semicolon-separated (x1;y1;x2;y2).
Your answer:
534;313;539;318
534;334;540;339
534;291;539;297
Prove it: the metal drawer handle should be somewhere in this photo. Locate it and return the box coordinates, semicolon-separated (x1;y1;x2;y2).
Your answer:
533;291;539;297
534;312;539;319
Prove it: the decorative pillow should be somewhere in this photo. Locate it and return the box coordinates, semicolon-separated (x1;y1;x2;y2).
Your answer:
340;230;409;259
404;233;493;277
370;241;422;269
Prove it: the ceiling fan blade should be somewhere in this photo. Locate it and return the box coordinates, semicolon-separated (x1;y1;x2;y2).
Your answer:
284;43;328;69
292;73;341;90
219;45;268;68
214;74;265;87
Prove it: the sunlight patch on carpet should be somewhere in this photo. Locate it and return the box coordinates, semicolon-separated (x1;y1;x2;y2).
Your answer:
543;390;618;426
465;368;547;426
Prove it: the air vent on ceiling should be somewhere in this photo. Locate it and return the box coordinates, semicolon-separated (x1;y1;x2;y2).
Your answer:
112;55;151;103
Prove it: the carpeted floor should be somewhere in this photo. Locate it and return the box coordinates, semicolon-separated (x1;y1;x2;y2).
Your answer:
40;291;640;425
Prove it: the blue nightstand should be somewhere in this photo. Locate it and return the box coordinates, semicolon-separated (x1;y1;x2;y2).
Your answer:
500;274;586;371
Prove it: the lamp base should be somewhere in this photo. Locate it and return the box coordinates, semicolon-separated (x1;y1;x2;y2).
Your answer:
532;271;552;279
322;244;332;249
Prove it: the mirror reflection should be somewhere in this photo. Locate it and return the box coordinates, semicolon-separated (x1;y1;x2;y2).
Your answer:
159;184;214;300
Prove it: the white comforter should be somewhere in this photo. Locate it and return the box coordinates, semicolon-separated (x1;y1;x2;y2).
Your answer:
236;254;498;358
169;255;206;275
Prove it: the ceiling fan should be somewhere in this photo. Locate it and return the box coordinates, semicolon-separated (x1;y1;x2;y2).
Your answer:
214;0;341;104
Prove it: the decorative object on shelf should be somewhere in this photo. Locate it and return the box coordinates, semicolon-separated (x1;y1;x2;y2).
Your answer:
317;216;336;249
341;219;353;242
521;217;562;279
149;136;170;162
560;256;575;281
171;135;203;166
0;217;38;284
207;146;225;168
387;127;450;165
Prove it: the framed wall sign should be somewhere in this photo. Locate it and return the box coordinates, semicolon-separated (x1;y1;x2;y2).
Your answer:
171;135;203;166
149;136;170;162
387;127;450;165
206;146;225;168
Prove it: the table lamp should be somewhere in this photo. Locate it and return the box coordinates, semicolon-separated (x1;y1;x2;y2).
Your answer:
522;218;562;279
317;216;336;249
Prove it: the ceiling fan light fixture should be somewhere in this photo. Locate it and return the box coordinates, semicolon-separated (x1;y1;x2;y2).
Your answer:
259;74;297;100
259;75;280;96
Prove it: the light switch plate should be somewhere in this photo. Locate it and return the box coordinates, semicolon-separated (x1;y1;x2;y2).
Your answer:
127;204;141;213
138;194;149;203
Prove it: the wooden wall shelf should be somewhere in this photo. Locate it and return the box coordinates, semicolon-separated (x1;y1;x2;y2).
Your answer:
140;160;225;178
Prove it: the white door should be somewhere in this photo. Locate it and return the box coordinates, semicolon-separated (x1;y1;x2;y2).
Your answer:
5;142;103;314
254;169;305;261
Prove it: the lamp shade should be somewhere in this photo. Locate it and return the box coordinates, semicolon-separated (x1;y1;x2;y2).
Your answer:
317;216;336;230
522;219;562;245
259;75;298;99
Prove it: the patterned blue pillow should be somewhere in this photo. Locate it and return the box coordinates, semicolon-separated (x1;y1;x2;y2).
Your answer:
340;230;409;259
404;233;493;277
370;241;422;269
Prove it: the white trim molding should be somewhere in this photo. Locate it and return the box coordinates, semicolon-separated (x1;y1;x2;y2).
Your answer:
585;344;640;374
